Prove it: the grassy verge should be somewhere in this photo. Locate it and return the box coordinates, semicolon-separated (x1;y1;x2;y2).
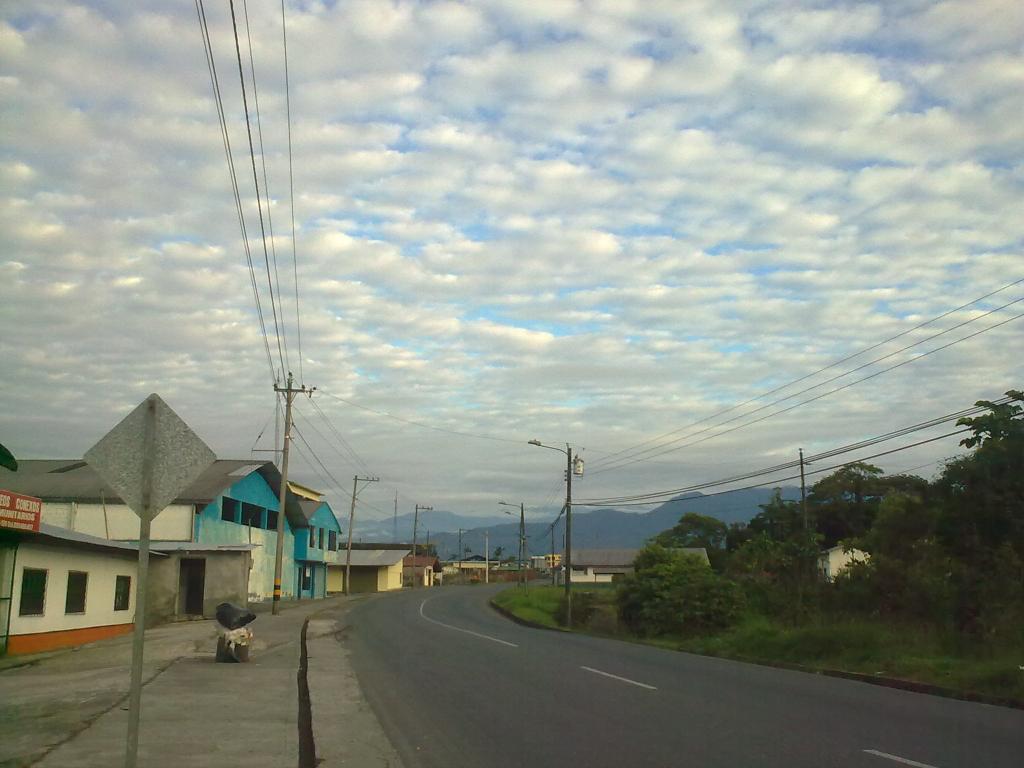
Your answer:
492;586;1024;704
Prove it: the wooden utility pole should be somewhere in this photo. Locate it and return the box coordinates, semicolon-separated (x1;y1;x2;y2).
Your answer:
412;504;432;588
345;474;379;595
272;372;314;615
799;448;808;531
485;530;489;584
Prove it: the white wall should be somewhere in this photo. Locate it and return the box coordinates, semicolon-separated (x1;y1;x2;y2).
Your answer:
40;501;193;541
8;542;138;636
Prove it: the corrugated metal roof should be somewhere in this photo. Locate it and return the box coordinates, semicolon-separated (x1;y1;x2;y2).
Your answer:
9;523;166;557
1;459;310;530
150;541;257;553
337;549;409;567
571;548;640;567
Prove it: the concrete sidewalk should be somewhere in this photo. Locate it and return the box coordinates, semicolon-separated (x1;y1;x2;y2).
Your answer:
0;595;401;767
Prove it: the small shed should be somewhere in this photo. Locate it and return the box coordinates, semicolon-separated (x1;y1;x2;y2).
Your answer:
327;549;408;594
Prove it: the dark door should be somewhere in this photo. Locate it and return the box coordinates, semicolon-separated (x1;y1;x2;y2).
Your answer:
179;558;206;616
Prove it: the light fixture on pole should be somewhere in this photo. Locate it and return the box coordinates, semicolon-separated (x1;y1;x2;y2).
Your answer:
528;439;583;626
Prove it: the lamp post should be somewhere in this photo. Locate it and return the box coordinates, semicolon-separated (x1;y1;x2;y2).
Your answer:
499;500;527;591
528;440;583;626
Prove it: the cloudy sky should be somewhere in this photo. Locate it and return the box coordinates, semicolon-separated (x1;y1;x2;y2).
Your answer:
2;0;1022;524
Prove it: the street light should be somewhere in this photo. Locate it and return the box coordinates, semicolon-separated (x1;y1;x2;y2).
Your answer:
499;500;527;591
528;439;583;626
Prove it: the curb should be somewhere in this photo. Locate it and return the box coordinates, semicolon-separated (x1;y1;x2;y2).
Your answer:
489;599;1024;711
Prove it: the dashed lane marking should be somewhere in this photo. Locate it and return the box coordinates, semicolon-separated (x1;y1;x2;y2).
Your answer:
863;749;939;768
580;665;657;690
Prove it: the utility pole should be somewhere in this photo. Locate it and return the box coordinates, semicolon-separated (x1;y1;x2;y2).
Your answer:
458;528;464;583
345;474;379;595
799;448;808;531
564;443;573;626
392;491;398;543
485;530;489;584
412;504;432;588
518;502;526;591
272;372;314;615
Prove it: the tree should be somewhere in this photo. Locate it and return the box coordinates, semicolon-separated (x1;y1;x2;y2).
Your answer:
654;512;728;550
493;545;504;560
617;544;744;637
808;462;884;547
748;489;801;542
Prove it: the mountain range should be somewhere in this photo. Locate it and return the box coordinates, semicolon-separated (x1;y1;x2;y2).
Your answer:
352;486;800;560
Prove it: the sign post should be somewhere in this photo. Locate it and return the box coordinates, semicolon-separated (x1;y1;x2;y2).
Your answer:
84;394;215;768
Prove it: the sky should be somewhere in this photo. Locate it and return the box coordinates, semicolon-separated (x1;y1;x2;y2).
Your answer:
2;0;1022;525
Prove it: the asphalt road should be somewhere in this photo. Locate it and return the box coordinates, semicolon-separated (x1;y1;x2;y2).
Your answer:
344;585;1023;768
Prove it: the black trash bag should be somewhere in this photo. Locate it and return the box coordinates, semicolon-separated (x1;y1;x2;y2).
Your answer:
215;602;256;630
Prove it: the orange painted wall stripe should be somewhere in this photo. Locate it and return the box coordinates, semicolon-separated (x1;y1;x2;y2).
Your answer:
6;623;134;655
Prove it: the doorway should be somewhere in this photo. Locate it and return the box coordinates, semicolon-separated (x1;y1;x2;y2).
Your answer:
179;558;206;616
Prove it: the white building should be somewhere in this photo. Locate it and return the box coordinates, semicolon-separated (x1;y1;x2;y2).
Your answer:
1;524;142;655
818;545;869;581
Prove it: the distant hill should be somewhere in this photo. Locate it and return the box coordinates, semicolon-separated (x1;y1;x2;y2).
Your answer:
355;487;800;560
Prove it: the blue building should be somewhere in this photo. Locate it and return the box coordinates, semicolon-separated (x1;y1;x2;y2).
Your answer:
294;497;344;599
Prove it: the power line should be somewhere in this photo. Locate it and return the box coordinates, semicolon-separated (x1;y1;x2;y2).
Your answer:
582;399;1002;506
308;398;372;475
194;0;276;384
280;0;303;385
317;390;525;444
580;429;970;508
292;404;370;477
589;279;1024;471
588;306;1023;476
290;421;348;494
228;0;286;380
241;0;290;374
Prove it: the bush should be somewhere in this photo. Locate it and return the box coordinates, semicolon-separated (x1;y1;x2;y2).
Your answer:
617;544;745;637
557;590;599;628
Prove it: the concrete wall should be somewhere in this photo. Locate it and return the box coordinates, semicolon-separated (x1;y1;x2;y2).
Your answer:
7;541;137;652
147;551;251;625
41;501;193;541
327;563;402;593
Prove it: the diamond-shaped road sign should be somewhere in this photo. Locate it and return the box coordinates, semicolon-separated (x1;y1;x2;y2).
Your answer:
84;394;216;520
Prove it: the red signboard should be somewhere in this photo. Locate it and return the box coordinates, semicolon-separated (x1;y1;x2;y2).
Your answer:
0;489;42;532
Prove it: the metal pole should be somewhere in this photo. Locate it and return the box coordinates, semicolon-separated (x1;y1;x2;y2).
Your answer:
485;530;489;584
564;444;573;627
519;502;526;591
550;524;556;586
411;505;419;589
344;475;358;596
125;398;156;768
458;528;463;583
799;448;808;531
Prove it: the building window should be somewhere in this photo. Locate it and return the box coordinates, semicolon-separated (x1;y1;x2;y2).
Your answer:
266;509;278;531
301;567;312;591
222;497;240;523
309;527;316;548
19;568;47;616
241;502;263;528
65;571;88;614
328;531;338;551
318;529;325;550
114;575;131;611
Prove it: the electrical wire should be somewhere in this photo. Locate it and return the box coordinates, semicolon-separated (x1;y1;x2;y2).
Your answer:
308;398;372;474
229;0;287;379
588;307;1024;476
589;280;1024;471
194;0;276;384
241;0;290;374
292;405;369;476
280;0;303;385
580;429;970;507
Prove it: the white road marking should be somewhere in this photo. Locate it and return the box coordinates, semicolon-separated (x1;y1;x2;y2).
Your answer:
580;665;657;690
863;749;939;768
418;599;519;647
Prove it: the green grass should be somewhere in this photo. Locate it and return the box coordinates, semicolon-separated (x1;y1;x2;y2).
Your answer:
491;587;1024;703
492;586;565;629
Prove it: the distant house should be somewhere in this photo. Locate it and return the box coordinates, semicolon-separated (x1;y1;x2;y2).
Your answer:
403;554;440;587
328;549;407;593
563;547;711;584
294;491;343;600
818;545;869;581
1;523;146;655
